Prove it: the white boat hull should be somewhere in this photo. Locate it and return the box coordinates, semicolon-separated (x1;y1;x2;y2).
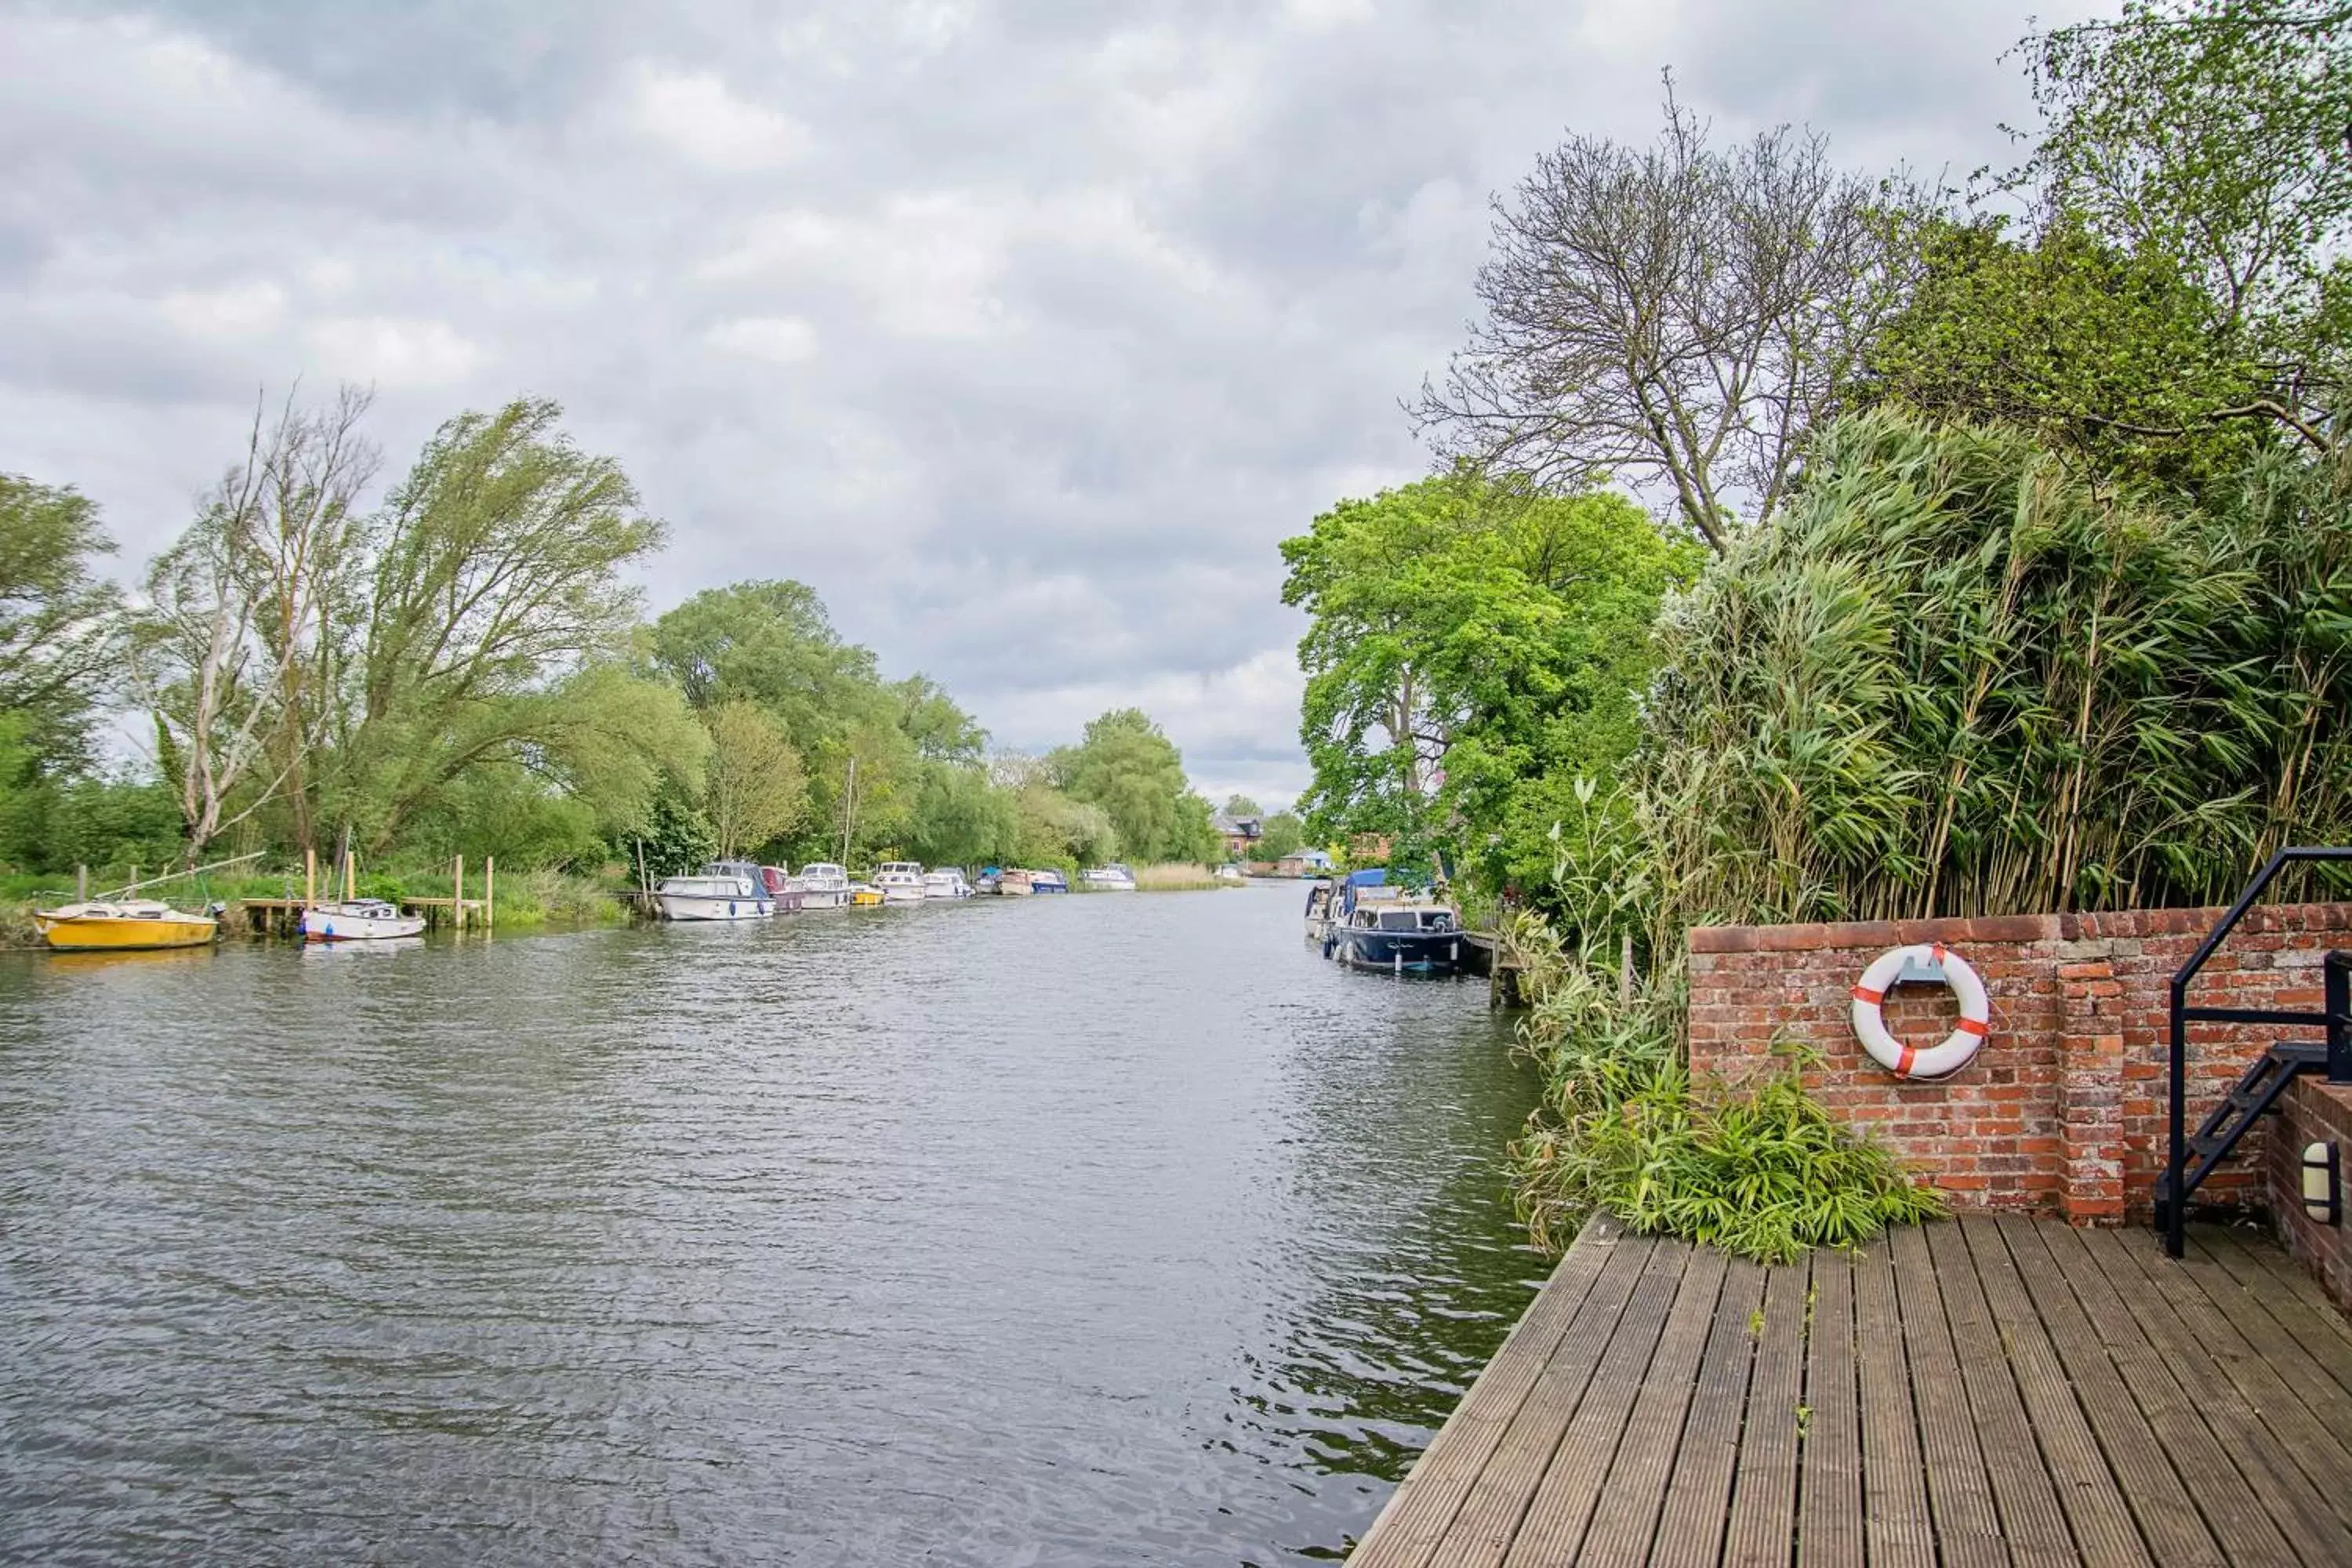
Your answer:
880;887;925;906
797;887;851;910
658;891;773;920
301;907;427;942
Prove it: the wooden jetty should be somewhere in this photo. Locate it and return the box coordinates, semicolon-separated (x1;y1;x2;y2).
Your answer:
239;852;493;936
1351;1214;2352;1566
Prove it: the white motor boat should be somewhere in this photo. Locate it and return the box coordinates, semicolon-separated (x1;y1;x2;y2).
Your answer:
655;871;770;920
922;869;973;899
794;862;852;910
1080;863;1137;891
300;899;426;942
873;862;927;905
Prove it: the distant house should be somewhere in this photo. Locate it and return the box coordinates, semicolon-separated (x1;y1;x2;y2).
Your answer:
1211;813;1263;860
1275;848;1333;877
1348;833;1393;864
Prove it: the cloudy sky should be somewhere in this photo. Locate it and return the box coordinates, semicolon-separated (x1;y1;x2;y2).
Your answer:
2;0;2103;805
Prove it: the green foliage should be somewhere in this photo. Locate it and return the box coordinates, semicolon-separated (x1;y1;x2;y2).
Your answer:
1280;469;1696;894
1255;811;1305;862
1862;216;2272;488
1508;949;1942;1264
702;698;808;858
1049;708;1218;862
0;474;120;774
1637;410;2352;926
631;788;717;878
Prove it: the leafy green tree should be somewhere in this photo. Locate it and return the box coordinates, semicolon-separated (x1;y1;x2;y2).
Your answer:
702;698;808;858
1049;709;1203;862
1873;2;2352;478
1280;470;1694;887
632;787;716;877
1256;811;1305;862
0;474;122;775
1221;794;1262;818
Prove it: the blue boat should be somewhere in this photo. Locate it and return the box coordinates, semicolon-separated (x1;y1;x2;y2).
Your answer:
1030;869;1070;894
1319;869;1467;974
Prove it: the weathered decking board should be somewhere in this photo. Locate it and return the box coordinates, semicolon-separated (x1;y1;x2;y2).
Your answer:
1348;1215;2352;1567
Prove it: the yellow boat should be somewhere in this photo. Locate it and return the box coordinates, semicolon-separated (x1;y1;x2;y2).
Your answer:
32;900;220;952
848;884;885;908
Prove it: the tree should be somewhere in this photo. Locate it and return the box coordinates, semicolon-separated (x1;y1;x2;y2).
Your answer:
1915;1;2352;466
334;397;678;848
1281;470;1695;887
1414;85;1926;547
1256;811;1305;861
1860;216;2274;487
1221;794;1263;818
1050;709;1202;862
0;474;122;774
136;388;375;861
702;698;807;858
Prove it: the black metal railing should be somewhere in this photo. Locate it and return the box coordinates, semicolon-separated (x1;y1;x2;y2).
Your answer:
2161;845;2352;1258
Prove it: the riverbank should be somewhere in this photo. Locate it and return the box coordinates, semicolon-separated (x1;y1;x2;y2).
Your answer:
0;866;633;948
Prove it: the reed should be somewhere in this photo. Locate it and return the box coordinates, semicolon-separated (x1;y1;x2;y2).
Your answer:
1129;862;1224;891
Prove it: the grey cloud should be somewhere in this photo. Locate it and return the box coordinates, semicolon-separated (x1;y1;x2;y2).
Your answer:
2;0;2101;800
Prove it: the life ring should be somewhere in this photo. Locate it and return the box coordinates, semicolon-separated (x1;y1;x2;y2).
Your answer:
1849;942;1988;1080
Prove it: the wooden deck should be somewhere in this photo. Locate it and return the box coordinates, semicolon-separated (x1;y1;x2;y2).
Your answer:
1350;1215;2352;1567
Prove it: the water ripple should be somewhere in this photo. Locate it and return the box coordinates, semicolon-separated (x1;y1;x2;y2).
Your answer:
0;885;1538;1566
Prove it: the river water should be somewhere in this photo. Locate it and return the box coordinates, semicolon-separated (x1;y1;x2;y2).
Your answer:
0;882;1542;1566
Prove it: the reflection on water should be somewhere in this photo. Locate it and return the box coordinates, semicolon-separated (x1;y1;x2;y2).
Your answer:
0;885;1541;1566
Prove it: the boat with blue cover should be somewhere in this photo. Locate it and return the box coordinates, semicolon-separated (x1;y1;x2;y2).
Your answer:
1316;869;1468;975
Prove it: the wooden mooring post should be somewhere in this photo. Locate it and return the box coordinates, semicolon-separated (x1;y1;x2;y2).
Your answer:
485;856;494;931
454;854;464;932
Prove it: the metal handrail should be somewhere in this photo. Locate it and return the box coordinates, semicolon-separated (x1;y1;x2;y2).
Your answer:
2164;845;2352;1258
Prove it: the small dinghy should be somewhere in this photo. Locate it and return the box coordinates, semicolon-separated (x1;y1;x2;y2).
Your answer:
300;899;426;942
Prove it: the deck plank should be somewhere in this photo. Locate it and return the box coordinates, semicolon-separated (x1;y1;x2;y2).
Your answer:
2193;1228;2352;1397
1923;1220;2078;1568
2064;1226;2352;1566
1496;1244;1693;1567
1717;1258;1807;1568
1955;1218;2151;1568
1853;1238;1936;1568
1352;1223;1651;1568
2169;1232;2352;1467
1796;1248;1864;1568
1889;1224;2009;1568
2103;1230;2352;1526
1579;1246;1730;1567
1986;1218;2226;1567
1350;1216;2350;1568
1647;1258;1766;1568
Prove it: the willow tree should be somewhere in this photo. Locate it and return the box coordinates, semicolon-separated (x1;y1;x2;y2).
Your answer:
0;474;122;775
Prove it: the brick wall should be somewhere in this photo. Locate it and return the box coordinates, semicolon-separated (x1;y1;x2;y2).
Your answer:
1686;903;2352;1224
2271;1077;2352;1315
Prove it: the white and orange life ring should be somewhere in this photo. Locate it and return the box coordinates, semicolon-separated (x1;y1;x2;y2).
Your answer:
1849;942;1989;1080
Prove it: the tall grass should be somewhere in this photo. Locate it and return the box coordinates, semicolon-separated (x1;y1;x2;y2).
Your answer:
1507;411;2352;1259
1636;412;2352;933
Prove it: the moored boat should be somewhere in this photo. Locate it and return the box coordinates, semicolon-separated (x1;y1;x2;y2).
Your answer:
1029;869;1069;895
32;900;220;952
848;882;885;908
923;869;973;899
1080;863;1136;891
1319;871;1467;975
300;900;426;942
655;869;769;920
873;862;927;905
996;869;1034;897
795;862;852;909
757;866;805;912
1303;880;1336;942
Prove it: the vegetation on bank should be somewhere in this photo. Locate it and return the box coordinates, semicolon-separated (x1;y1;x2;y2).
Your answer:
2;409;1232;897
1295;0;2352;1259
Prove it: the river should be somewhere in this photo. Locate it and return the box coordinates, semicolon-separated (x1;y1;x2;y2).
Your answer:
0;881;1543;1566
